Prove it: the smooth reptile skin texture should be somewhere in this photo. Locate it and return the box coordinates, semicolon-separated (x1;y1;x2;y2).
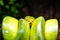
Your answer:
0;28;60;40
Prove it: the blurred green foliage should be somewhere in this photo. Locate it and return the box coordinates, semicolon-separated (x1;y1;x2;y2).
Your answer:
0;0;4;6
0;0;25;27
0;0;25;17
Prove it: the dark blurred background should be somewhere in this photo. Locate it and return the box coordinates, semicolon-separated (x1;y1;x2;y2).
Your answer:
0;0;60;27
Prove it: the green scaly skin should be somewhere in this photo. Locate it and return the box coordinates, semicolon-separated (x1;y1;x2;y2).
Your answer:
45;19;58;40
30;16;45;40
2;16;58;40
25;16;35;26
16;18;30;40
2;16;18;40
